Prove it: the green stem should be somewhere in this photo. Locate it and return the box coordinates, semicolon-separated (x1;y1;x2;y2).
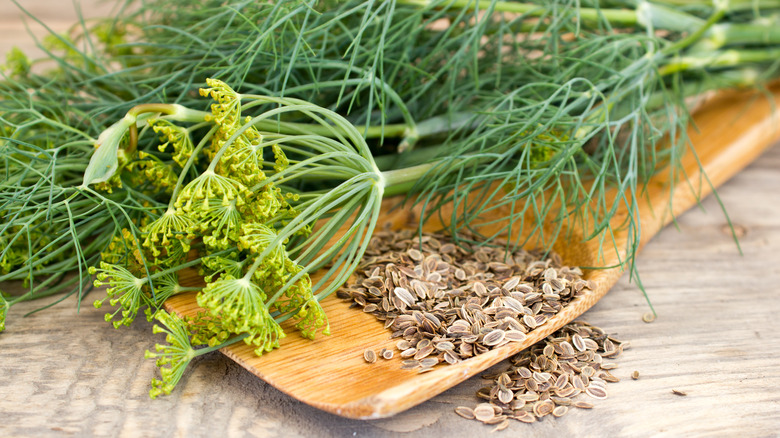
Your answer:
659;48;780;76
194;333;249;355
381;161;439;197
147;248;234;281
398;0;638;26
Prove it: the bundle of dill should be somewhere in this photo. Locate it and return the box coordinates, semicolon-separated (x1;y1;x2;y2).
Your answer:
3;0;780;397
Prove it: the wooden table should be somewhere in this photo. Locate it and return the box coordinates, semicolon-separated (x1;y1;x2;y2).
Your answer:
2;2;779;436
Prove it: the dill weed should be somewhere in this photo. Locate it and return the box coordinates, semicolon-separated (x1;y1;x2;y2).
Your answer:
3;0;780;400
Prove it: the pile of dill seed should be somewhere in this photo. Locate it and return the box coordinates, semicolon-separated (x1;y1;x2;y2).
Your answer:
339;228;628;427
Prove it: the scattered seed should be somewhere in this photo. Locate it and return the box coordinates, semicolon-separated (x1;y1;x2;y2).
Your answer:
513;412;536;423
552;406;568;418
631;371;639;380
672;389;687;396
455;406;475;420
363;349;377;364
474;403;496;422
642;312;656;323
573;401;594;409
492;419;510;432
585;386;608;400
382;349;394;360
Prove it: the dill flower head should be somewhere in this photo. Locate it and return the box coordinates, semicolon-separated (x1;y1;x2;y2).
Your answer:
199;78;241;129
196;275;285;355
238;223;328;338
214;125;267;188
91;261;150;328
143;273;187;321
174;170;246;215
149;118;195;167
200;252;245;283
100;228;145;271
125;151;179;194
142;208;194;257
145;310;197;399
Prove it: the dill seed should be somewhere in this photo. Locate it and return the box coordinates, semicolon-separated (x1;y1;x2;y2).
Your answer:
631;370;639;380
642;312;656;323
672;389;687;396
339;229;592;375
363;349;377;364
450;320;627;430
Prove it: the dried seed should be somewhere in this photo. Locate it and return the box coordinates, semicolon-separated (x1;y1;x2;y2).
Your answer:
400;348;417;358
672;389;687;396
505;330;527;342
420;357;439;368
492;419;510;432
552;406;569;417
498;388;514;404
400;359;421;370
473;403;496;422
394;287;415;306
407;248;423;261
483;329;506;347
455;406;475;420
533;400;555;417
363;349;377;364
382;349;394;360
573;401;594;409
514;412;536;423
642;312;656;323
585;386;608;400
631;370;639;380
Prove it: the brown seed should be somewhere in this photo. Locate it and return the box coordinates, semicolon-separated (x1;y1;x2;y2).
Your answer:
400;359;421;370
505;330;527;342
473;403;496;422
572;334;586;352
573;401;594;409
498;387;514;404
400;348;418;358
382;349;394;360
394;287;415;306
533;400;555;417
407;248;423;261
419;357;439;368
642;312;656;323
672;389;687;396
513;411;536;423
585;386;608;400
483;329;506;347
455;406;475;420
552;406;569;417
631;370;639;380
363;349;377;363
492;420;510;432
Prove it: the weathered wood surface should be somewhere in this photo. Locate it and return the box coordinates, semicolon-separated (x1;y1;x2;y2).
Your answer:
2;2;780;437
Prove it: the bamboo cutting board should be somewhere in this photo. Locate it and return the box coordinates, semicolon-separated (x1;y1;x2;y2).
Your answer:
166;84;780;419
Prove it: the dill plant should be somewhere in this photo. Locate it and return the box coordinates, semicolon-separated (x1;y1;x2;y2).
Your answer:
3;0;780;397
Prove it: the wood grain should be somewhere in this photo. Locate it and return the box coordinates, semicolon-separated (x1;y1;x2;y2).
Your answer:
2;2;780;437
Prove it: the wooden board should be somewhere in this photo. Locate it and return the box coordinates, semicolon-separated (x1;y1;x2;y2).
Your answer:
164;85;780;418
3;2;780;436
